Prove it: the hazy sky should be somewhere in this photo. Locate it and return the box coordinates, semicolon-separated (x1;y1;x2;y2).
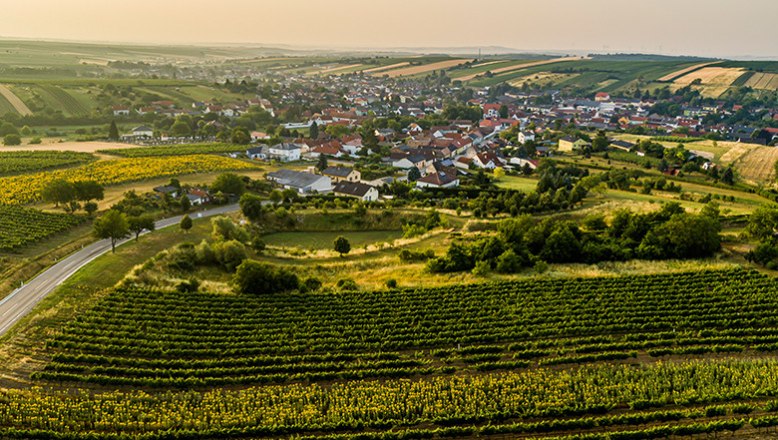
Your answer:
1;0;776;58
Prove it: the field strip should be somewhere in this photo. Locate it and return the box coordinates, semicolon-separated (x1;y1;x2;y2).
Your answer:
745;72;778;91
458;57;587;81
362;62;411;74
379;59;474;77
734;146;778;184
0;85;32;115
657;61;722;82
310;63;363;75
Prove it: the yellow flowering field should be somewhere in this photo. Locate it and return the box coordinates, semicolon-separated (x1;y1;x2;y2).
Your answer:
0;155;259;205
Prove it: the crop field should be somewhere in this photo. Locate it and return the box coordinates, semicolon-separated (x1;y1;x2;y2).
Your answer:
509;71;580;88
33;269;778;387
0;151;95;176
744;72;778;90
656;60;722;81
99;143;246;158
16;269;778;438
0;84;32;115
36;85;91;116
459;56;587;82
673;66;746;97
0;206;87;252
0;155;259;205
377;59;473;77
734;146;778;184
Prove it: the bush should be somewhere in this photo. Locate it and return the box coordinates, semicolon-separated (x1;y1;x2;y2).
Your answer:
534;260;549;274
3;134;21;146
386;279;397;288
398;249;435;262
168;243;197;272
336;278;359;291
495;249;523;273
176;278;200;293
472;260;490;276
214;239;248;272
300;277;322;293
194;240;217;265
233;260;299;294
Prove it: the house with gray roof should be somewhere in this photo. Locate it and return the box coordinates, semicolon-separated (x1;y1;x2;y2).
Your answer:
266;169;331;194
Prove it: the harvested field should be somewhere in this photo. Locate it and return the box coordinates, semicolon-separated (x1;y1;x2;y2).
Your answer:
378;59;472;77
458;56;588;81
673;66;745;97
0;85;32;115
657;61;722;82
0;141;131;153
734;146;778;184
745;72;778;90
362;62;410;74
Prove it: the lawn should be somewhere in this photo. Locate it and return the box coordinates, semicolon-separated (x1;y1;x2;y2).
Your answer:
263;230;404;250
495;175;537;192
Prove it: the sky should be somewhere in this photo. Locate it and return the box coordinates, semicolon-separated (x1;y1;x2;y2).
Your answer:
1;0;776;59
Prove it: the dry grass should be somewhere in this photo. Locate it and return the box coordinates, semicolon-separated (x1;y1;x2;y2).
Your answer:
0;85;32;115
657;61;722;82
745;72;778;91
734;147;778;184
458;56;587;82
379;59;473;77
673;66;745;97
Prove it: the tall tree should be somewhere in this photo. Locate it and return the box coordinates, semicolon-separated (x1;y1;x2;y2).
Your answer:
180;214;193;232
316;154;328;172
94;210;129;253
108;120;119;140
309;121;319;139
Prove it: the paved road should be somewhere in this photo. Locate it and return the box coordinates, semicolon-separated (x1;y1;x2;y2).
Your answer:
0;204;240;337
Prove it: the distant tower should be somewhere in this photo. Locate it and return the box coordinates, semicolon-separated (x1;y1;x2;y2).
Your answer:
478;48;481;61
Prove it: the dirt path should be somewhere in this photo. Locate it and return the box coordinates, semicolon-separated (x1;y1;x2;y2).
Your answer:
0;141;131;153
0;85;32;116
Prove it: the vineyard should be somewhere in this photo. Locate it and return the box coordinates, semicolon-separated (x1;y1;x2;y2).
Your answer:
100;143;245;158
35;269;778;389
0;205;87;251
0;155;259;205
0;151;95;176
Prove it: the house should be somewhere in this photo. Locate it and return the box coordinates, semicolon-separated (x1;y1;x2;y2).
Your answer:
112;106;130;117
333;181;379;202
266;169;332;194
558;136;590;152
483;103;502;119
609;140;635;152
130;126;153;138
472;152;504;169
322;166;361;183
186;189;210;205
153;185;179;198
246;145;269;160
594;92;611;102
268;143;303;162
392;154;428;170
250;131;271;142
416;170;460;189
518;131;536;144
508;157;539;170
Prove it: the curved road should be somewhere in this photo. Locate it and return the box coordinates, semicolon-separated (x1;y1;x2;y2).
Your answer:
0;204;240;337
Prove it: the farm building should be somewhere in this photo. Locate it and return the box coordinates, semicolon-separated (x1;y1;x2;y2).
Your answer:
609;140;635;151
267;169;332;194
558;136;590;152
322;166;361;183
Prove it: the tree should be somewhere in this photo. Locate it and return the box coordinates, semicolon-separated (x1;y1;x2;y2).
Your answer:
316;154;328;172
74;180;104;202
41;179;76;209
498;104;509;119
239;193;265;222
170;119;192;137
592;131;609;152
3;134;21;146
230;126;251;145
211;173;246;196
180;214;193;232
0;122;18;136
127;214;156;241
492;167;505;180
93;210;129;253
721;166;735;185
108;120;119;140
407;167;421;182
333;236;351;257
179;194;191;212
83;201;98;217
309;121;319;139
233;260;299;294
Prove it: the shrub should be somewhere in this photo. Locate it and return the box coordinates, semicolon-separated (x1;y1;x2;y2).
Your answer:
386;279;397;288
214;239;248;272
336;278;359;291
176;278;200;293
233;260;299;294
